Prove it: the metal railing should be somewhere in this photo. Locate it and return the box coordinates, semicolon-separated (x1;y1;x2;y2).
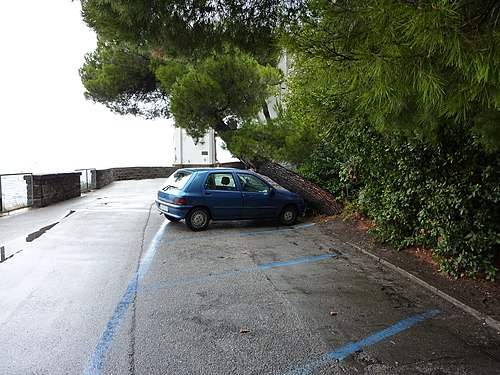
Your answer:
76;168;97;192
0;173;34;213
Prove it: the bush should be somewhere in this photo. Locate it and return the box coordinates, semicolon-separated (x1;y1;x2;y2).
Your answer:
299;123;500;280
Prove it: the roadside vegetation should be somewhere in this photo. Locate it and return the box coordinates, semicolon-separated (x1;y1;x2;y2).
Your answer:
78;0;499;280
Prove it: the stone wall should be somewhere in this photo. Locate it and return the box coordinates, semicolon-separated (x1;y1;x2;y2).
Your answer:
94;164;246;189
113;167;177;181
94;169;115;189
23;164;247;208
173;162;246;169
25;173;81;208
95;167;177;189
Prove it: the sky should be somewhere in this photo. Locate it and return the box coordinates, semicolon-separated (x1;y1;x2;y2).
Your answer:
0;0;176;174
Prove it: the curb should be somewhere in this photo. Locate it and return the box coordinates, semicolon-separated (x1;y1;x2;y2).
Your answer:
344;240;500;333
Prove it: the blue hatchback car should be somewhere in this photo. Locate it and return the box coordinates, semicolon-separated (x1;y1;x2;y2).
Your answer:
155;168;306;231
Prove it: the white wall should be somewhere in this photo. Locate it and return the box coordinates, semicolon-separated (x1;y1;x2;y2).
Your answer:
174;128;238;165
258;54;289;122
174;128;216;165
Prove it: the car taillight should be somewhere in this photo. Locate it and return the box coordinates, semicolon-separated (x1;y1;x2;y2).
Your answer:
173;197;187;205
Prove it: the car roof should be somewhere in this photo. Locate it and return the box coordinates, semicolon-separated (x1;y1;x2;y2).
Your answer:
178;167;249;174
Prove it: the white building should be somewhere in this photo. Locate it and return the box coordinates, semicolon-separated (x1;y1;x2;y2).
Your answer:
173;128;216;166
258;54;289;123
173;128;238;166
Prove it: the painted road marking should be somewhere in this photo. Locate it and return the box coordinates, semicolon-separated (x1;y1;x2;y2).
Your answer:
161;223;316;244
82;221;169;375
82;221;441;375
139;253;337;292
283;310;442;375
82;222;316;374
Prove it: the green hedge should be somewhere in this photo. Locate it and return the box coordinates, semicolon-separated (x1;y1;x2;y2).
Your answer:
299;123;500;280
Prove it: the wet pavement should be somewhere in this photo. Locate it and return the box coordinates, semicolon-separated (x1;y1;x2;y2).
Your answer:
0;179;499;374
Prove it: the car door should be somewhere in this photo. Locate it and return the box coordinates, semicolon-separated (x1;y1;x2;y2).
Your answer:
236;173;280;219
203;172;242;220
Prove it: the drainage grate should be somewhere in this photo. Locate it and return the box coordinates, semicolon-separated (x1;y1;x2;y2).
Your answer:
482;346;500;362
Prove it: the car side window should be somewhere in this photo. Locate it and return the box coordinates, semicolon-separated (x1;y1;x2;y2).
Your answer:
204;173;237;191
237;174;270;193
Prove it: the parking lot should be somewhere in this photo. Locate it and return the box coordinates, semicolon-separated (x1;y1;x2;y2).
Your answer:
1;180;499;374
86;213;500;374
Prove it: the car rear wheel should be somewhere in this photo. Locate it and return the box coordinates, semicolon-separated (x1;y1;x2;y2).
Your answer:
279;205;298;226
186;207;210;231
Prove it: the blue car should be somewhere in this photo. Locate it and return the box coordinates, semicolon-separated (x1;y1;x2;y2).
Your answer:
155;168;306;231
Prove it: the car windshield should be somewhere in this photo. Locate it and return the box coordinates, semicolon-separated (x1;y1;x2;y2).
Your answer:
161;170;192;190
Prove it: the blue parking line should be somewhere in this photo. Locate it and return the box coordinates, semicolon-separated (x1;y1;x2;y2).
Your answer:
242;223;316;236
283;310;442;375
161;223;316;244
82;221;169;375
82;222;317;374
259;254;334;270
139;253;337;292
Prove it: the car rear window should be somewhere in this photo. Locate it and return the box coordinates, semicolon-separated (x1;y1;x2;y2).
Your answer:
161;170;193;191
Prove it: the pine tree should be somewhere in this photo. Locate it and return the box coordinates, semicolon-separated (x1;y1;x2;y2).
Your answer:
285;0;500;150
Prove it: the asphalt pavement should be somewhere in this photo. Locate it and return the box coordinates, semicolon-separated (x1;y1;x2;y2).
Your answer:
1;179;499;374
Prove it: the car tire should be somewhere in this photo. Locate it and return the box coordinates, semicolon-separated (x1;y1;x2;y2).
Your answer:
186;207;210;231
164;214;181;222
279;205;298;226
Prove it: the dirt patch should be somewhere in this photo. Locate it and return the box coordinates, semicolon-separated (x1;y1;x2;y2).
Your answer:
315;214;500;324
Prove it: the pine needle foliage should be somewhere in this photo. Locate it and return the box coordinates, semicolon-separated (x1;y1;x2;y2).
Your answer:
285;0;500;150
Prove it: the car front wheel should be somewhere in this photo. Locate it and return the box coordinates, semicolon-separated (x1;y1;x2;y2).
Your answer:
186;207;210;231
279;205;298;226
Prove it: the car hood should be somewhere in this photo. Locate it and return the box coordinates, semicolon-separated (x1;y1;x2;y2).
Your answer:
275;189;303;200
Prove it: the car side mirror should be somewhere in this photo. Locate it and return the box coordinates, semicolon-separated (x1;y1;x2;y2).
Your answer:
269;187;276;195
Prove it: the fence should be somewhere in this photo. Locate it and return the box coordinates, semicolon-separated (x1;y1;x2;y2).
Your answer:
0;173;34;213
76;168;97;192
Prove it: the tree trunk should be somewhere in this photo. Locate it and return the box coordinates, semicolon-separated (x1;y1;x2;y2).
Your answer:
242;158;343;216
215;125;342;216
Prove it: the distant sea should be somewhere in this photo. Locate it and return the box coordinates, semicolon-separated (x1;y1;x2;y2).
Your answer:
0;174;28;211
0;171;94;212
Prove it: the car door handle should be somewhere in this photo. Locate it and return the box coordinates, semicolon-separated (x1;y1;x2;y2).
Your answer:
205;192;212;196
243;194;252;197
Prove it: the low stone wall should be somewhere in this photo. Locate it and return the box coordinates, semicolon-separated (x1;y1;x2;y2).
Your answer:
95;167;176;189
95;164;246;189
173;162;246;169
94;169;115;189
24;164;247;208
219;162;246;169
25;173;81;208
